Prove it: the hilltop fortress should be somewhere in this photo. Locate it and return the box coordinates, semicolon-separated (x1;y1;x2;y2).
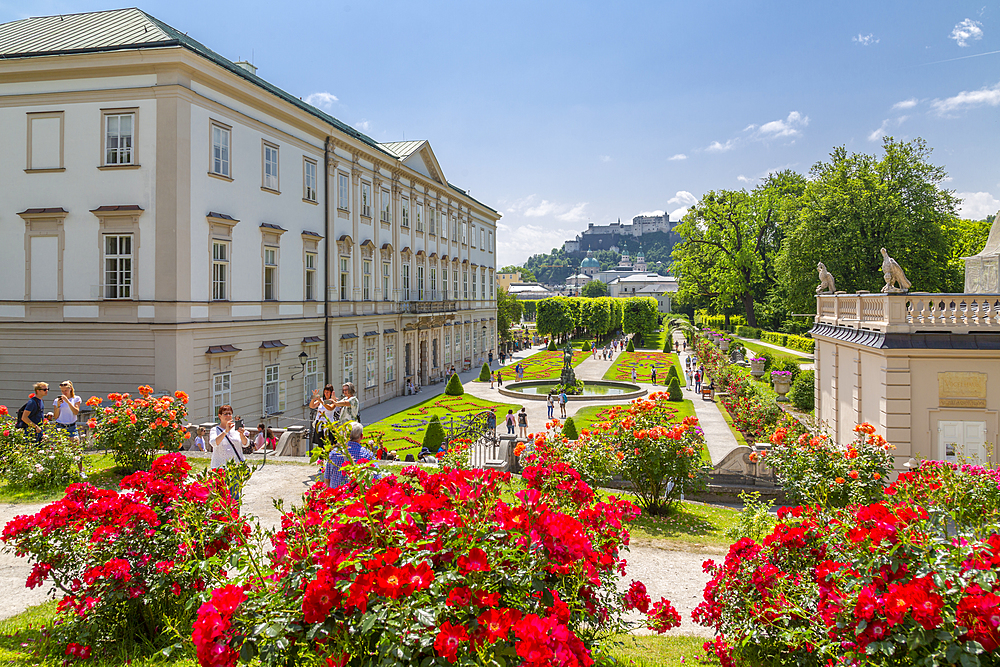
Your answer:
563;212;679;256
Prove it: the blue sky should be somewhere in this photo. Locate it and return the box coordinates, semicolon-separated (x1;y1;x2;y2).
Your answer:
3;1;998;266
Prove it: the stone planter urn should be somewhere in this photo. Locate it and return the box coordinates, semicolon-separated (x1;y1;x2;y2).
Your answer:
719;338;731;352
750;358;766;378
772;374;792;402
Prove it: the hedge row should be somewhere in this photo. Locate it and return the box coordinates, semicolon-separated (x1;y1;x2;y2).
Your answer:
735;325;762;339
785;334;816;353
694;312;746;331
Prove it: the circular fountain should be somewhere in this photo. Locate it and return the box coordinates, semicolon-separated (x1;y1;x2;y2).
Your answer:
498;339;646;401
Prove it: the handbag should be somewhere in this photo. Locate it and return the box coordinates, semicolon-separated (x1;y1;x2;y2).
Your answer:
221;430;247;465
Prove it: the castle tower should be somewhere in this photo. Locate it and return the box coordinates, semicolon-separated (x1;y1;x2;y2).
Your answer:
620;249;632;268
581;250;600;277
635;247;646;272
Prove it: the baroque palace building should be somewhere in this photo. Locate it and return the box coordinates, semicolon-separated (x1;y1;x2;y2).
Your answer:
0;9;499;424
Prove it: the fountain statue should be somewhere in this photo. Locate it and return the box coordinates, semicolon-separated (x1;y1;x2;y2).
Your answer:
560;340;577;387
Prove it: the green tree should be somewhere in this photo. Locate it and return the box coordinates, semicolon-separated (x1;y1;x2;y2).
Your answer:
674;171;806;327
777;138;960;314
422;415;446;451
496;287;523;342
444;374;464;396
537;297;574;341
667;376;683;401
581;280;608;298
622;297;659;346
498;265;537;283
478;363;491;382
626;338;635;352
562;417;579;440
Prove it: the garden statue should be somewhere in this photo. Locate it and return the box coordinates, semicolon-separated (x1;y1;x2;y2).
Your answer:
560;339;577;387
815;262;836;294
880;247;911;293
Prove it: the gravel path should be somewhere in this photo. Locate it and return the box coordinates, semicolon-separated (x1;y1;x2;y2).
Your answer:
0;462;718;638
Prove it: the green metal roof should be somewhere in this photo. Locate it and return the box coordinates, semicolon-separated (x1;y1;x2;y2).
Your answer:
0;8;498;216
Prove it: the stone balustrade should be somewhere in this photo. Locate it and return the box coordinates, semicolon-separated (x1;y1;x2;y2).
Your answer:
816;293;1000;333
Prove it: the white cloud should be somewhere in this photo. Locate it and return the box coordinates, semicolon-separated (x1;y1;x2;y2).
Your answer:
892;98;918;110
667;191;697;207
354;119;371;132
304;92;339;110
931;82;1000;115
637;210;666;217
737;175;752;183
599;155;612;162
868;119;889;142
853;33;879;46
668;153;687;161
950;18;984;47
505;195;589;224
706;139;737;153
495;220;583;267
758;110;809;138
958;192;1000;220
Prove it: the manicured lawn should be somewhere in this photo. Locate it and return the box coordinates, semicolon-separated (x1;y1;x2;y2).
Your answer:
364;394;522;458
739;339;812;365
637;329;667;351
480;349;589;383
600;634;717;666
0;453;211;505
624;499;741;549
604;351;686;386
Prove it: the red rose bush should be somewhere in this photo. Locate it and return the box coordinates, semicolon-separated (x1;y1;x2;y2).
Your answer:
2;453;250;659
694;459;1000;666
86;387;191;472
193;452;680;667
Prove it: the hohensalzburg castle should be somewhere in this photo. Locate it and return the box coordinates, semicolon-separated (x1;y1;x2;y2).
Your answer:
563;213;678;256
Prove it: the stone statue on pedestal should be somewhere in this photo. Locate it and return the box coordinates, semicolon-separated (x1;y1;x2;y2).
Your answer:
560;340;577;386
816;262;836;294
964;210;1000;293
880;248;911;293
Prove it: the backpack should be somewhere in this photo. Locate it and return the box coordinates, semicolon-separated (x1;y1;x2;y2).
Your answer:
16;397;37;428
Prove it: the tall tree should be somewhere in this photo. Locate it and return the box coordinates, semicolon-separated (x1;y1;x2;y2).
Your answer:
496;287;523;342
777;137;959;314
498;265;537;282
673;171;805;327
622;297;659;346
581;280;608;298
536;298;574;340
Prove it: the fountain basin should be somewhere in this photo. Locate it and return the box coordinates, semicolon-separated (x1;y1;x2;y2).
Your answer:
498;380;646;402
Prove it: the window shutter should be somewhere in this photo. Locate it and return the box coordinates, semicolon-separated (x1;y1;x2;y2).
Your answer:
278;381;287;413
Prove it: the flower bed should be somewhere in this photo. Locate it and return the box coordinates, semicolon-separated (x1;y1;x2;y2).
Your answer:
0;404;83;489
479;350;589;382
603;351;683;385
695;460;1000;666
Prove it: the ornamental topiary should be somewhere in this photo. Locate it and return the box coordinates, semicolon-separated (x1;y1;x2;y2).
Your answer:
667;376;682;401
444;373;465;396
478;363;491;382
562;416;579;440
626;339;635;352
422;414;446;452
547;339;557;351
582;341;591;352
663;335;672;353
666;365;679;383
788;370;815;412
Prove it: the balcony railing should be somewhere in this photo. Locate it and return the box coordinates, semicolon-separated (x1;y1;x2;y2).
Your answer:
323;288;490;317
815;293;1000;333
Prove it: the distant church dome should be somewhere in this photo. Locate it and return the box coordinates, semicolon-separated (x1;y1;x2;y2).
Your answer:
581;250;599;268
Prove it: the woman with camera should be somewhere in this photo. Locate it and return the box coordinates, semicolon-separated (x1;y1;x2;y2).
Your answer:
210;404;249;470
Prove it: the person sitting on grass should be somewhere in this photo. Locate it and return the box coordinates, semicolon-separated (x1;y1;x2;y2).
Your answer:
325;422;374;489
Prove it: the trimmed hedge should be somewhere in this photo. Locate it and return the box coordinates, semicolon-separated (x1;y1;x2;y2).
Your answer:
788;370;815;411
694;312;746;331
736;325;761;339
547;339;557;351
444;374;465;396
582;341;591;352
478;363;491;382
785;334;816;353
666;365;680;383
626;338;635;352
667;376;683;401
422;415;446;451
562;416;579;440
761;331;788;347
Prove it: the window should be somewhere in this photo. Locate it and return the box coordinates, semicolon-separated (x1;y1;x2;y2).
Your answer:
417;266;424;301
104;112;134;165
441;215;447;240
302;357;322;405
444;333;451;364
430;267;437;296
471;270;477;301
381;189;391;223
470;224;475;247
304;159;318;201
416;203;424;232
463;269;468;299
402;264;410;300
211;123;230;177
490;272;495;299
340;257;349;300
462;222;468;244
263;142;279;191
338;172;349;210
343;351;355;385
305;252;317;300
453;268;459;298
263;247;278;300
429;209;436;236
442;268;448;298
382;262;391;300
481;269;486;299
452;217;459;241
385;342;395;382
363;260;371;301
361;182;372;217
366;345;377;388
27;111;64;170
401;198;409;227
465;329;471;356
212;241;229;300
212;372;231;415
104;234;133;299
480;227;485;250
433;339;438;368
488;230;493;253
264;364;285;415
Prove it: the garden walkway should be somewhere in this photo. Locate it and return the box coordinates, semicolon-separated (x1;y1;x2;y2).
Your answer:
734;336;814;370
674;331;744;464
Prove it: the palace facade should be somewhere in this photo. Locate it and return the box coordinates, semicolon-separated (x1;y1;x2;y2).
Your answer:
0;9;499;424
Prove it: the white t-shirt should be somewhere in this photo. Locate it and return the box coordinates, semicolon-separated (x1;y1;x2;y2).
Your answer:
52;395;81;424
210;425;245;469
